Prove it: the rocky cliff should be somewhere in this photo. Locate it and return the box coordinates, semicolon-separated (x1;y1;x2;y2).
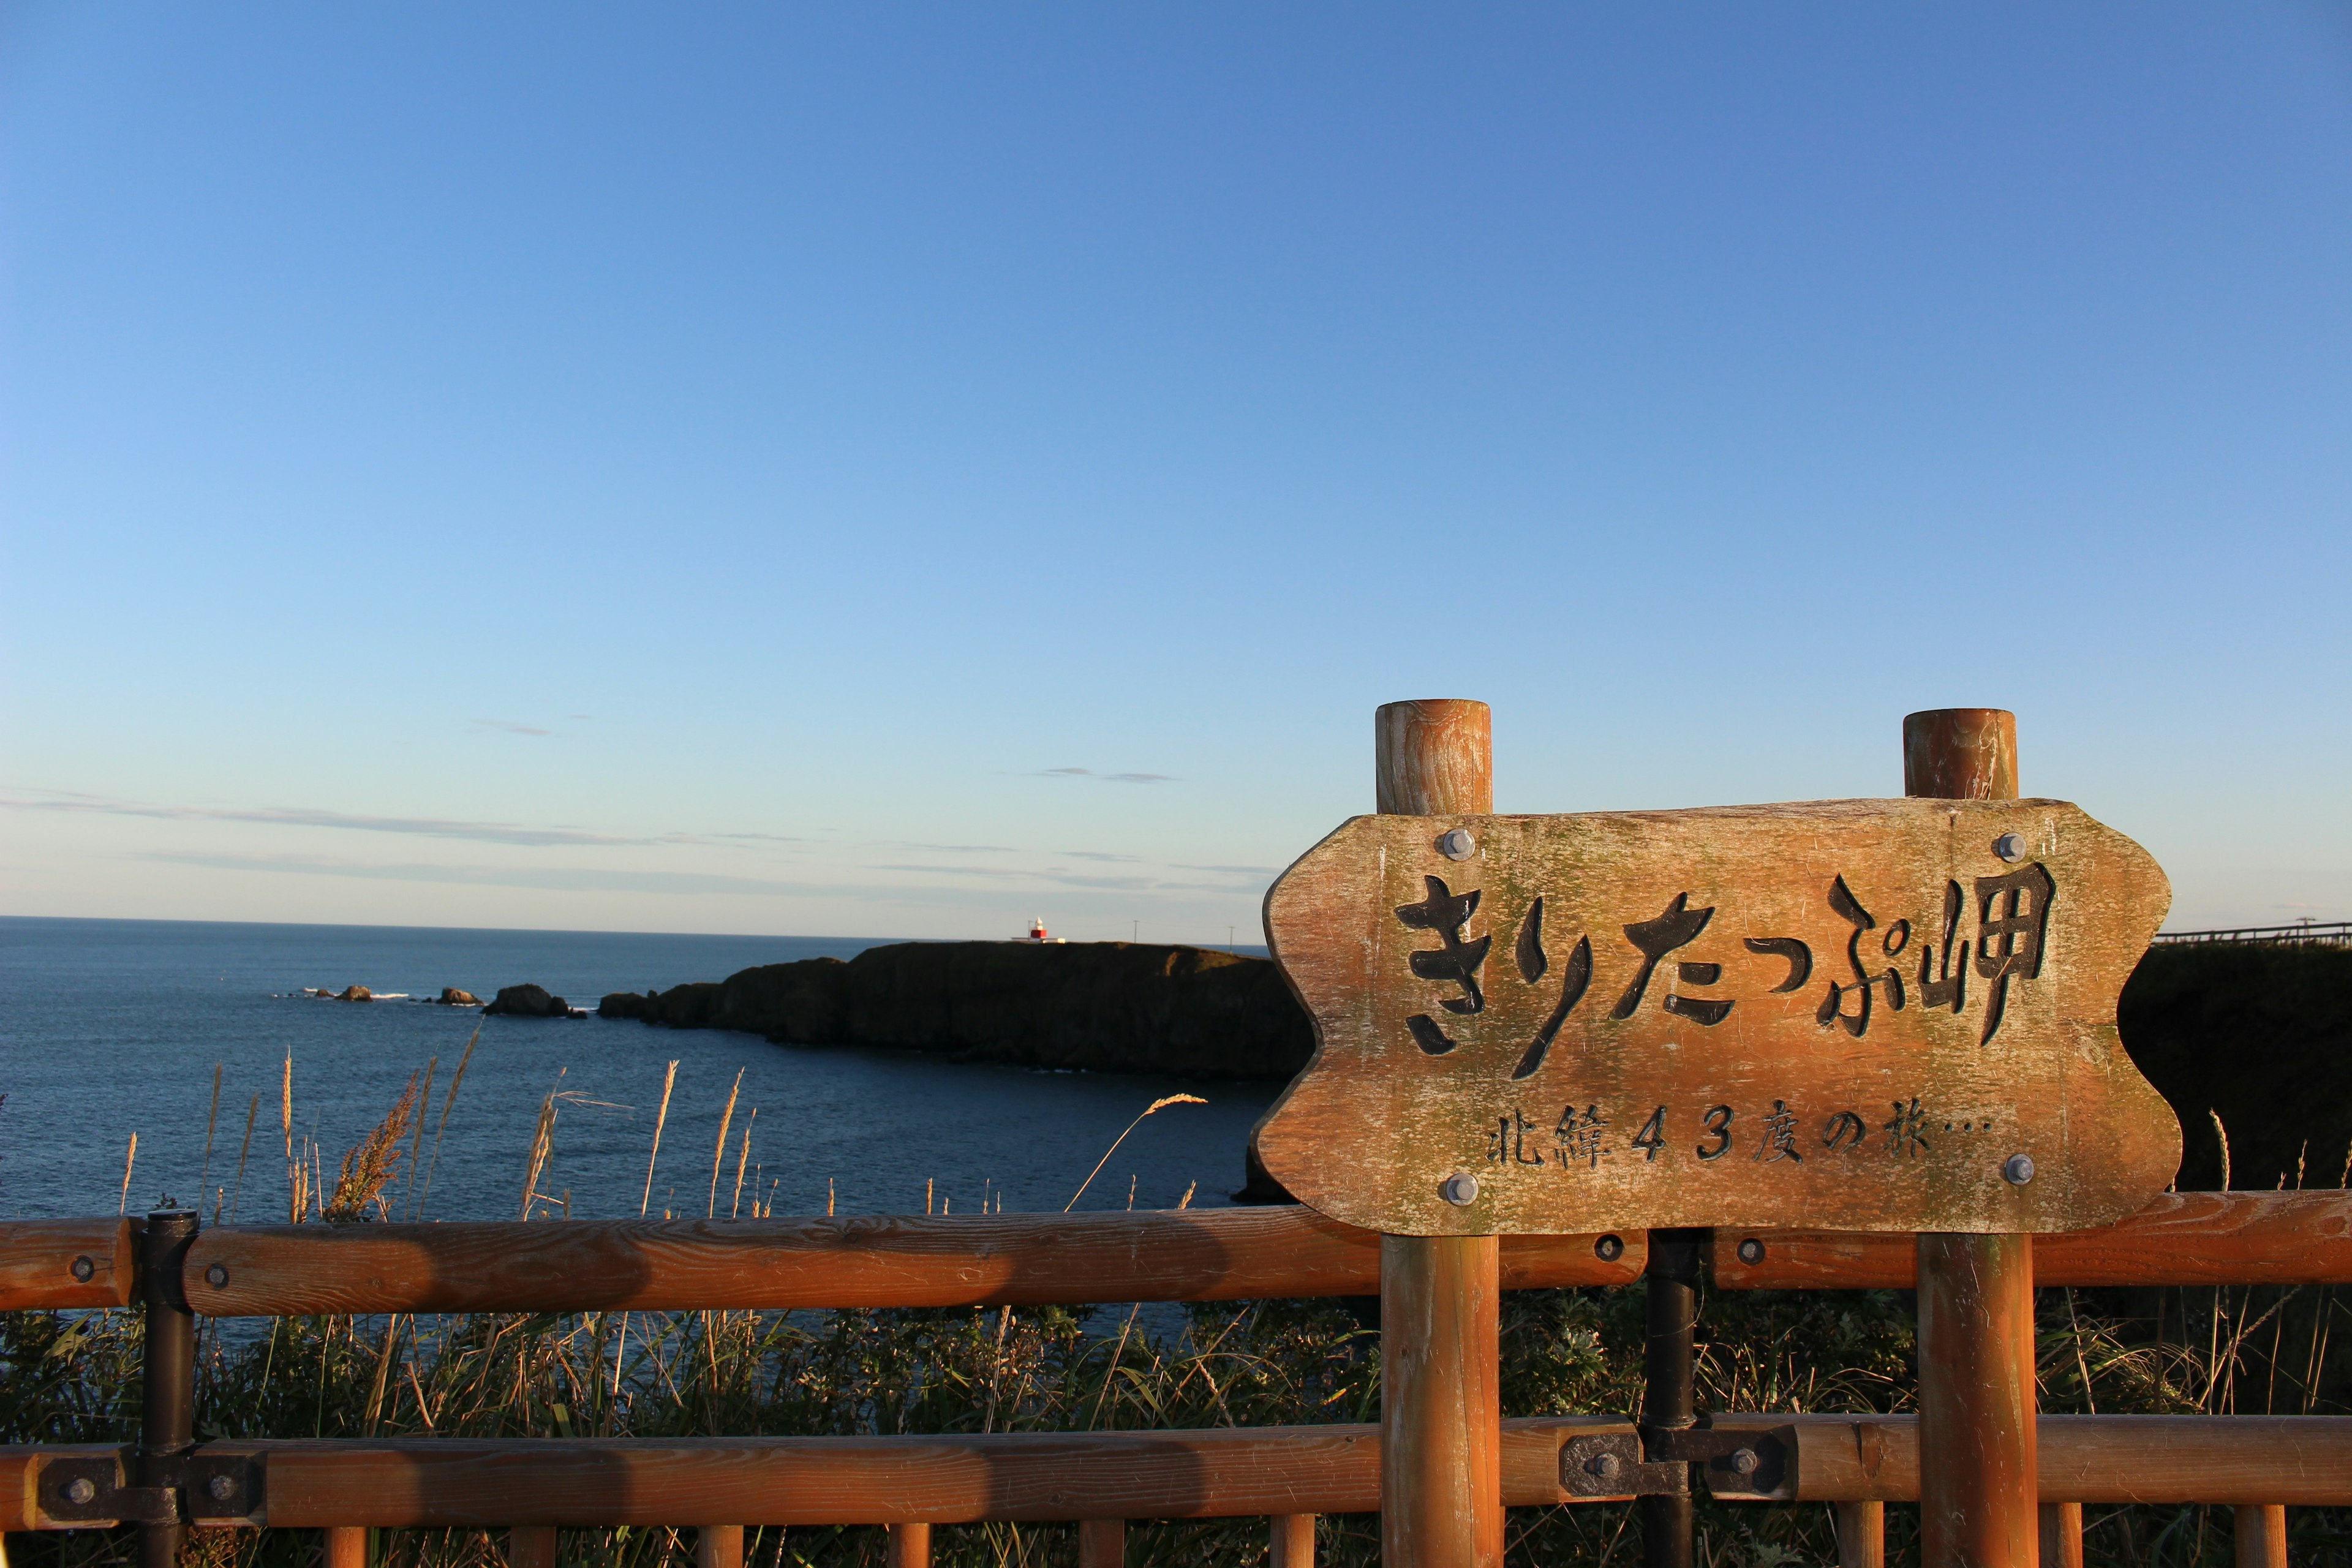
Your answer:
599;941;1314;1080
2117;942;2352;1192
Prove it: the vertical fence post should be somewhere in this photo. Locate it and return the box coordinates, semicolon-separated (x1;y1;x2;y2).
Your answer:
1907;709;2038;1568
1836;1501;1887;1568
2233;1504;2287;1568
2037;1503;2082;1568
1076;1518;1125;1568
1271;1513;1317;1567
1376;699;1503;1568
885;1521;931;1568
1640;1229;1702;1568
508;1525;558;1568
137;1210;200;1568
326;1527;369;1568
695;1525;744;1568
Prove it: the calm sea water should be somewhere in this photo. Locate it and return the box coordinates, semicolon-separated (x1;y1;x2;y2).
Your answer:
0;918;1278;1225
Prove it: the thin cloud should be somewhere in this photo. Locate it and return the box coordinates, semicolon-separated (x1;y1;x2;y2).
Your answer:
472;718;554;737
135;850;1247;903
141;851;835;898
1036;767;1176;785
1060;850;1140;863
3;791;648;848
1174;863;1280;876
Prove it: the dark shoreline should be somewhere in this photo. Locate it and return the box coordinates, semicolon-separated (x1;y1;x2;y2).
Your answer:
598;940;1314;1081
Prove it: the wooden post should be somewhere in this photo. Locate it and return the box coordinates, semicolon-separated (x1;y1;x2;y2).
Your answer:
1376;699;1503;1568
326;1527;368;1568
508;1525;558;1568
2233;1504;2287;1568
695;1525;744;1568
1907;709;2037;1568
886;1521;931;1568
1076;1518;1126;1568
1835;1501;1885;1568
2038;1503;2082;1568
1272;1513;1317;1567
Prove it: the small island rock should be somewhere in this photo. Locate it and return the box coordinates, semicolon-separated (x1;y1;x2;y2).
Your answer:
336;985;373;1002
484;983;570;1017
434;988;483;1006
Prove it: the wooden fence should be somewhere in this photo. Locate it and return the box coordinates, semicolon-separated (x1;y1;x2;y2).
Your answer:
6;703;2347;1568
1;1191;2349;1567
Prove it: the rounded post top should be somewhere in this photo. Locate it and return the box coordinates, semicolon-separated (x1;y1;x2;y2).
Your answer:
1376;699;1492;816
1903;708;2018;802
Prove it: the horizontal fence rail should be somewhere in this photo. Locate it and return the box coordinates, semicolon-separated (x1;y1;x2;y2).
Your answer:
0;1420;1602;1531
0;1218;137;1311
12;1193;2348;1316
8;1417;2351;1533
1;1210;1648;1315
1710;1191;2352;1290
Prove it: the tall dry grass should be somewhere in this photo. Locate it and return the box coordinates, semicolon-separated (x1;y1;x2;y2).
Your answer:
5;1062;2349;1567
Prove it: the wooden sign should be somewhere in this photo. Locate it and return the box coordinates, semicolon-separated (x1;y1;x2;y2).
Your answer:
1256;799;2180;1237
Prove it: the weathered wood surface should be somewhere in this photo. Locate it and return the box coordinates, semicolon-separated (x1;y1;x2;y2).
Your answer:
2041;1502;2086;1568
1076;1518;1124;1568
1260;797;2177;1236
1382;1234;1501;1568
508;1525;557;1568
177;1210;1640;1316
1271;1513;1317;1567
2234;1503;2288;1568
167;1420;1608;1527
1834;1500;1884;1568
1371;696;1504;1568
0;1218;137;1310
1917;1232;2036;1568
1711;1191;2352;1289
1786;1415;2352;1504
14;1417;2345;1529
696;1524;745;1568
886;1522;931;1568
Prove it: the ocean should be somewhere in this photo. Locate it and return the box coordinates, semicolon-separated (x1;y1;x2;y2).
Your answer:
0;917;1280;1226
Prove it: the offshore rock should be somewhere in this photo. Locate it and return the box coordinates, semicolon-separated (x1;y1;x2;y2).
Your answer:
335;985;372;1002
598;941;1311;1080
485;983;570;1018
433;987;483;1006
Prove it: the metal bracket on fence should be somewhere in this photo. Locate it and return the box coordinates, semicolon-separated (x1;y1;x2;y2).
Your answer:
36;1447;266;1529
1560;1423;1796;1502
1561;1430;1684;1499
1651;1425;1795;1501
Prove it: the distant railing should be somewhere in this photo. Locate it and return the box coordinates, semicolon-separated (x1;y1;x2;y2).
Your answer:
2151;919;2352;948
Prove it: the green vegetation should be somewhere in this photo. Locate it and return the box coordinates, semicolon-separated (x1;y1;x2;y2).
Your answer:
6;1258;2346;1565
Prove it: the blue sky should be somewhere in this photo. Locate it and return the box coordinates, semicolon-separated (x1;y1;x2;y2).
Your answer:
5;4;2348;942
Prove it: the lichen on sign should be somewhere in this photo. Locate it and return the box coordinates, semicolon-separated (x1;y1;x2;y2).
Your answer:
1254;798;2180;1237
